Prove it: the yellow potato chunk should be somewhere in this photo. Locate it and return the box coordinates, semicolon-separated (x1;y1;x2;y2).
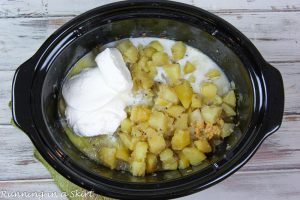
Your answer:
131;142;148;162
201;106;222;124
149;111;168;132
189;109;203;124
201;82;217;99
137;56;149;72
124;45;139;63
119;132;135;150
152;52;169;66
130;105;151;123
223;90;236;107
162;160;178;170
130;161;146;176
183;61;195;74
143;46;157;58
98;147;117;169
159;148;174;162
146;153;158;173
171;41;186;60
146;127;166;154
154;97;172;109
213;95;223;105
178;152;190;169
194;138;212;153
174;113;188;130
163;64;181;83
221;123;235;138
159;85;179;104
120;118;133;134
205;69;220;78
191;94;202;109
116;39;133;54
182;147;206;166
174;81;193;109
165;105;185;118
222;103;236;117
159;148;178;170
148;40;164;52
171;129;190;150
116;145;130;162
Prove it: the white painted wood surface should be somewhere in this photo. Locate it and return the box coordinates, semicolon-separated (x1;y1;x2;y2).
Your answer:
0;0;299;199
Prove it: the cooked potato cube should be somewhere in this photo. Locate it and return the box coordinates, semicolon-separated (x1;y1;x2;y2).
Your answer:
152;52;169;66
213;95;223;105
140;73;154;90
121;118;133;134
189;109;203;124
194;138;212;153
201;106;222;124
146;153;158;173
191;94;202;109
163;64;181;83
174;113;188;130
162;160;178;170
159;85;179;104
148;40;164;52
205;69;220;78
174;81;193;109
183;61;195;74
116;145;130;162
124;45;139;63
146;127;166;154
130;161;146;176
137;56;149;72
166;105;185;118
221;123;235;138
171;129;190;150
149;111;168;132
159;148;174;162
201;82;217;99
130;105;151;123
182;147;206;166
143;46;157;58
223;90;236;107
154;97;172;109
131;142;148;162
178;152;190;169
171;41;186;60
188;74;196;83
98;147;117;169
116;39;133;54
119;132;134;150
222;103;236;117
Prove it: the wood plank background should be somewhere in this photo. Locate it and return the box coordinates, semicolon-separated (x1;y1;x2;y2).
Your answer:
0;0;299;199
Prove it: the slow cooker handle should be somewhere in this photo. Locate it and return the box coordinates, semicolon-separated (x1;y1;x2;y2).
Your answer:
12;57;37;137
261;63;284;138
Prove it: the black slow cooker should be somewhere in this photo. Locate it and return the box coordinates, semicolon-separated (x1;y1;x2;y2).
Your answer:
12;1;284;199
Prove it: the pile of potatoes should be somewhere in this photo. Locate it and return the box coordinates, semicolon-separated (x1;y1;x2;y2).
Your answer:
97;39;237;176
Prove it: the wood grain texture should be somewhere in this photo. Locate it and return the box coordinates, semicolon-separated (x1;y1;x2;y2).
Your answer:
1;170;300;200
1;0;300;18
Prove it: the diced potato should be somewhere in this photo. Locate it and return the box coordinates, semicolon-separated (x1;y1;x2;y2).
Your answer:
174;113;188;130
221;123;235;138
191;94;202;109
171;129;190;150
131;142;148;162
124;45;139;63
98;147;117;169
163;64;181;83
131;123;148;139
201;82;217;99
159;148;174;162
152;52;170;66
166;105;185;118
189;109;203;124
146;127;166;154
162;160;178;170
137;56;149;72
213;95;223;105
140;73;154;90
171;41;186;60
222;103;236;117
147;61;157;77
146;153;158;173
121;118;133;134
178;152;190;169
183;61;195;74
148;40;164;52
154;97;172;109
143;46;157;58
149;111;168;132
174;81;193;109
130;105;151;123
194;138;212;153
116;39;133;54
205;69;220;78
201;106;222;124
188;74;196;83
116;145;130;162
159;85;179;104
119;132;134;150
130;161;146;176
223;90;236;107
182;147;206;166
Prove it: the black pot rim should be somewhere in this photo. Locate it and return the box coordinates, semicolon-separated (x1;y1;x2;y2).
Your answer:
12;0;284;199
